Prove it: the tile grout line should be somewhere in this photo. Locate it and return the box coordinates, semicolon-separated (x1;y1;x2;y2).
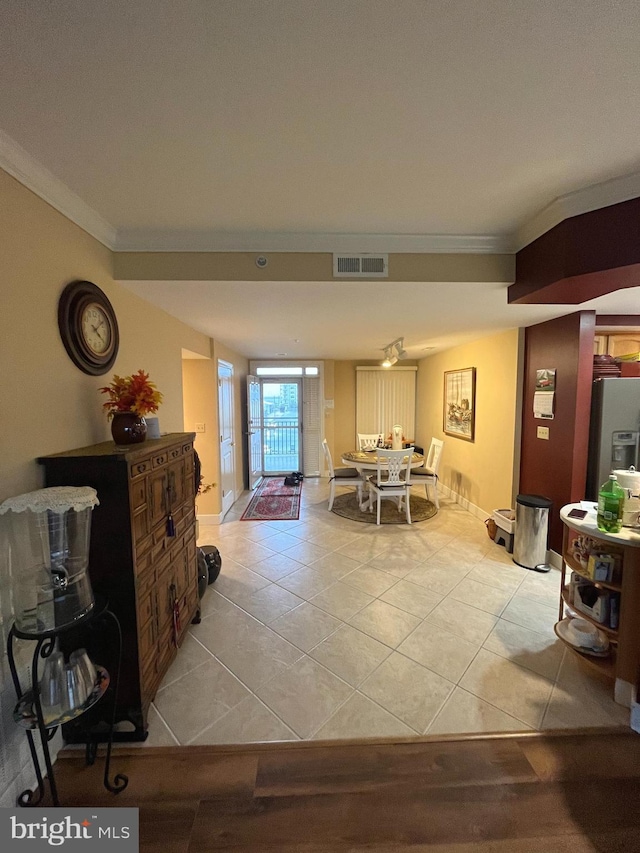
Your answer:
188;488;597;745
149;703;181;745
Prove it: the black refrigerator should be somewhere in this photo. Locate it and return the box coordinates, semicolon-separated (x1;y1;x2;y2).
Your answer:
586;377;640;500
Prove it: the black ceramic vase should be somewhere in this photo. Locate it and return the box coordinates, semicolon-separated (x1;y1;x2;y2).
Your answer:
111;412;147;445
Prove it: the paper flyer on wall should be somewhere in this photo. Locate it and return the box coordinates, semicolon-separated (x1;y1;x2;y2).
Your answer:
533;390;554;419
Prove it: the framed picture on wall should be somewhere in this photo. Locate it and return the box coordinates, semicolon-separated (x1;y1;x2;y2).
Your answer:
443;367;476;441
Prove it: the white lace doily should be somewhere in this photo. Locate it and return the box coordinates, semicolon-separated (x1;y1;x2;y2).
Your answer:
0;486;99;515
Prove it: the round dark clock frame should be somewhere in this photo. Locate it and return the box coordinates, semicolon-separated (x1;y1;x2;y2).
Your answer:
58;280;119;375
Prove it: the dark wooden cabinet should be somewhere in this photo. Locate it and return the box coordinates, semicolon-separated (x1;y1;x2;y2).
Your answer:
38;433;198;739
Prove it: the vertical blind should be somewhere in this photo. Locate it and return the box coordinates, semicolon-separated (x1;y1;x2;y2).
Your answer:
356;367;417;442
302;376;321;476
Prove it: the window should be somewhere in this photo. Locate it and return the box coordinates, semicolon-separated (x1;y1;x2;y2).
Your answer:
255;366;319;376
256;367;303;376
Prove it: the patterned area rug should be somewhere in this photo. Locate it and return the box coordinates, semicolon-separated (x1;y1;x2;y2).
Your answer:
331;492;437;524
241;477;302;521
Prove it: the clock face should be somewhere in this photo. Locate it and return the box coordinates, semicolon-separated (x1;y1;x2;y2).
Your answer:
58;281;119;375
81;302;113;355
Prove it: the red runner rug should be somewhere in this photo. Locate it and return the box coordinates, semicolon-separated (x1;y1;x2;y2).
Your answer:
240;477;302;521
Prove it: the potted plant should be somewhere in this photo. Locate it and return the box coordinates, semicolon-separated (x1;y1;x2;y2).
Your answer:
100;369;163;445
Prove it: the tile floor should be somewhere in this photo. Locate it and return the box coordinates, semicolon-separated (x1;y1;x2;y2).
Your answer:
143;479;629;746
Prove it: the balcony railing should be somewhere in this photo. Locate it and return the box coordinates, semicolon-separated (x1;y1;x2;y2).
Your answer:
263;419;299;472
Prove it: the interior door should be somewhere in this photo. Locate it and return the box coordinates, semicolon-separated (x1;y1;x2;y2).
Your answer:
246;374;263;489
218;360;236;516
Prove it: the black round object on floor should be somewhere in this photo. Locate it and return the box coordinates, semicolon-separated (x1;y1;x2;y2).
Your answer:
199;544;222;584
196;548;209;599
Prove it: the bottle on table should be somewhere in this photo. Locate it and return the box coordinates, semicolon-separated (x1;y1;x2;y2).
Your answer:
597;474;624;533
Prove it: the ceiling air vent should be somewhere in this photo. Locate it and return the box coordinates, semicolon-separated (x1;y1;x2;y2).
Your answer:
333;254;388;278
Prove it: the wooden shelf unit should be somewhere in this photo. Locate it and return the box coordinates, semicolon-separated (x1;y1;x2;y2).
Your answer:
562;551;622;592
560;588;619;639
560;506;640;707
552;625;617;679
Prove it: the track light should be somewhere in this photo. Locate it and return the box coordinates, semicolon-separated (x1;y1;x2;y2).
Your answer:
380;337;405;367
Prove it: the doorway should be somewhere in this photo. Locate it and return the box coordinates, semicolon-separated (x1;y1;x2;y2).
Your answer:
261;379;302;475
246;363;323;481
218;359;236;516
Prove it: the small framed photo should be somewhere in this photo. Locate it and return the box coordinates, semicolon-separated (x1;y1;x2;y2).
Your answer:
535;368;556;391
444;367;476;441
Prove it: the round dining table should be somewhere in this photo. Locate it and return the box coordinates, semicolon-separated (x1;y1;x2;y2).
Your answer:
341;449;425;512
341;449;425;470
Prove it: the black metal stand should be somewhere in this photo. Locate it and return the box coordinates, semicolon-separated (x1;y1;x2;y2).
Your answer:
6;599;128;806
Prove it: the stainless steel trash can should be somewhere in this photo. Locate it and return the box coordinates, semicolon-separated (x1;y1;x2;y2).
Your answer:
513;494;552;572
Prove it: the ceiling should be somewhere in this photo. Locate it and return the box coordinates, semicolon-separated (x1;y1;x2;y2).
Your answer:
124;279;640;360
2;0;640;358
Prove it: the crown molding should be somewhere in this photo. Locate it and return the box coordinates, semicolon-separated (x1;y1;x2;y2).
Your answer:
0;129;116;248
3;125;640;258
514;170;640;251
112;229;512;254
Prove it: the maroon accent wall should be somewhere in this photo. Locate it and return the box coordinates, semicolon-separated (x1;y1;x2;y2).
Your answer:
596;315;640;327
520;312;596;553
510;196;640;304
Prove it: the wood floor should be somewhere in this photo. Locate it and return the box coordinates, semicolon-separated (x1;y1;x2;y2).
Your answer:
53;729;640;852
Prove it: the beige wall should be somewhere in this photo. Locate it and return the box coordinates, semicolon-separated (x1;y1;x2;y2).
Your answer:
182;355;219;516
182;342;248;518
415;329;520;515
333;360;359;460
0;169;211;502
332;360;420;462
115;250;514;283
322;360;335;462
0;168;213;805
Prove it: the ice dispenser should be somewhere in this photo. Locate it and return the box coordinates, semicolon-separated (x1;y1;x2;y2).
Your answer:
0;486;99;635
612;431;639;471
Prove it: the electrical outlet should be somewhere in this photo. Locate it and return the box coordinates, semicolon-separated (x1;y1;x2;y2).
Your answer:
537;426;550;440
195;423;206;433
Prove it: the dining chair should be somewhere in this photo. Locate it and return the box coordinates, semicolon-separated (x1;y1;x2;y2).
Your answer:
368;447;414;525
406;438;444;508
357;433;381;451
322;439;365;511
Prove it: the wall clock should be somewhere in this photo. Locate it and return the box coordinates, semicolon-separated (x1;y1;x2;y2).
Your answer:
58;280;119;375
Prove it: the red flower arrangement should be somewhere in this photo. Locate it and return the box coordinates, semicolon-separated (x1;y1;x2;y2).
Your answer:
99;369;163;419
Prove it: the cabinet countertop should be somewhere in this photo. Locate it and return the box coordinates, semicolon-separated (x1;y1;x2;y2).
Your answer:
560;503;640;547
37;432;196;462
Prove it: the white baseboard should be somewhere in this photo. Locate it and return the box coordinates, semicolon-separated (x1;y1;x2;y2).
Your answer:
615;678;635;709
437;482;489;523
439;483;561;569
548;549;562;570
197;513;224;526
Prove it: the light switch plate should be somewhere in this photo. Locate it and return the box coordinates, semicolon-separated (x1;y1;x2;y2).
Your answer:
195;423;206;433
537;426;550;440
